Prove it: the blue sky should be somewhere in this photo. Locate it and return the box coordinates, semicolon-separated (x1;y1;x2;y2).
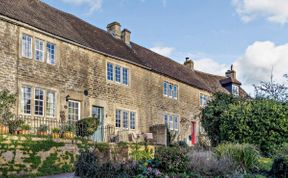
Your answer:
42;0;288;94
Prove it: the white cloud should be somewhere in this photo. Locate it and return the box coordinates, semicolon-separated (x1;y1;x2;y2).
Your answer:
59;0;102;14
235;41;288;85
150;46;175;58
233;0;288;24
194;58;229;76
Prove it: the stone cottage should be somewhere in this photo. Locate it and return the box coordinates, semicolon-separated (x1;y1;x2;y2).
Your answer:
0;0;246;145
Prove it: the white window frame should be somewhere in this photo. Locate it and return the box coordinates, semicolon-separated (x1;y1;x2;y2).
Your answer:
130;112;136;130
34;88;44;117
21;86;32;115
35;38;44;62
115;65;121;83
22;34;32;59
122;67;129;85
115;109;121;128
46;91;56;118
68;100;80;122
164;113;180;131
164;82;168;96
47;42;56;65
232;85;240;96
164;81;178;100
123;110;129;129
107;63;114;81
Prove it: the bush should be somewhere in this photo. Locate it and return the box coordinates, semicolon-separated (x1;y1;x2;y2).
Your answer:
75;150;100;177
214;143;260;172
202;93;288;155
76;117;99;137
37;124;48;132
155;146;188;173
187;150;238;177
51;128;60;133
21;124;31;130
130;143;153;162
75;150;141;178
270;155;288;178
7;119;24;134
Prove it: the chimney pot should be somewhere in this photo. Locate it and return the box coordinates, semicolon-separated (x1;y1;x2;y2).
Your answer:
184;57;194;70
107;22;121;39
225;65;236;79
121;29;131;46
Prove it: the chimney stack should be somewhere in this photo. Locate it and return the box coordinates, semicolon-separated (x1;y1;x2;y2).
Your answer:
184;57;194;70
107;22;121;39
121;29;131;46
225;65;236;79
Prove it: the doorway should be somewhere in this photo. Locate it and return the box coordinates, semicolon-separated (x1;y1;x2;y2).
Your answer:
92;106;104;142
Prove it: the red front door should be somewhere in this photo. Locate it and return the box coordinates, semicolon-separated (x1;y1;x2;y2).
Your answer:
191;122;196;145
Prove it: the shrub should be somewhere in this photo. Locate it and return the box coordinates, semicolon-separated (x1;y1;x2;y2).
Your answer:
75;150;141;178
187;150;238;177
202;92;288;155
51;128;60;133
214;143;260;172
76;117;99;137
75;150;100;178
61;124;75;133
155;146;188;173
7;119;24;134
21;124;31;130
270;155;288;178
130;143;153;162
37;124;48;132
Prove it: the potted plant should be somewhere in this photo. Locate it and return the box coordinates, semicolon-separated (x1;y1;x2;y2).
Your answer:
61;124;75;139
19;124;31;135
37;124;48;136
51;128;61;138
0;123;9;134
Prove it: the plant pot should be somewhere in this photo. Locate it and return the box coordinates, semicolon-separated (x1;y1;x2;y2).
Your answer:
52;133;60;139
37;131;48;136
63;132;75;139
19;130;30;135
0;125;9;134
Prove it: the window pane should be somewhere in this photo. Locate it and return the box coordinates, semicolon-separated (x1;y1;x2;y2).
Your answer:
164;114;168;126
68;100;80;122
115;65;121;82
122;68;129;85
22;34;32;58
107;63;114;81
123;111;129;129
35;39;44;62
47;43;56;64
130;112;136;129
21;86;32;114
163;82;167;96
173;85;178;99
169;84;173;97
115;110;121;128
46;91;56;118
35;88;44;116
169;115;173;130
174;116;179;130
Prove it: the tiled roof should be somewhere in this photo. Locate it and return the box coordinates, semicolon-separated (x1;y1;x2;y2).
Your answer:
0;0;247;95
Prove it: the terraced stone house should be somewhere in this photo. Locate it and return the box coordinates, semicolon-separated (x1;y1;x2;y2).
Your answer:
0;0;246;145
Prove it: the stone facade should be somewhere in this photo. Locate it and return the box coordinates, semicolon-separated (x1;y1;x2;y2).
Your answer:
0;16;224;145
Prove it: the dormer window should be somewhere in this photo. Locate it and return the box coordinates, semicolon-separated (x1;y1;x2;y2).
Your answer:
232;85;239;96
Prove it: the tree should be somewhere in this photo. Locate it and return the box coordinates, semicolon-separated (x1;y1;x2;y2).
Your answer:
254;74;288;102
201;92;288;155
0;89;16;123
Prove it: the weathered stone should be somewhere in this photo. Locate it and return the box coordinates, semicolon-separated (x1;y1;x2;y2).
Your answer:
2;151;14;162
